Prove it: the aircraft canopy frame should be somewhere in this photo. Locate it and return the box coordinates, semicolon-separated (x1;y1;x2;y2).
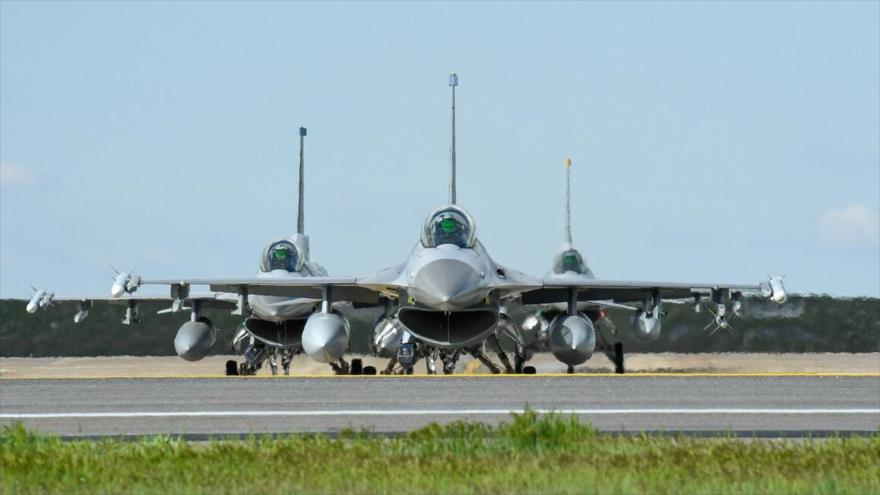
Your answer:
420;205;477;249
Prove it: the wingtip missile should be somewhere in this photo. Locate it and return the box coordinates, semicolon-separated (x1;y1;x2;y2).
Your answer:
26;287;54;313
760;275;788;304
110;271;142;298
25;296;40;314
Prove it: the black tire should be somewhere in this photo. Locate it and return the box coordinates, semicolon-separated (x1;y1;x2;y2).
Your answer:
362;366;377;375
225;360;239;376
350;358;363;375
405;367;414;375
614;342;625;374
522;365;537;375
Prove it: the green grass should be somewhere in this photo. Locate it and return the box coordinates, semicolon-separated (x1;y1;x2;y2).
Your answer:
2;412;878;494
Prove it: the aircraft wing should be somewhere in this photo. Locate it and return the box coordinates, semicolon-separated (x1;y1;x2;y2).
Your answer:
523;300;639;313
522;278;783;305
141;277;395;305
24;292;238;324
51;293;238;309
488;264;543;299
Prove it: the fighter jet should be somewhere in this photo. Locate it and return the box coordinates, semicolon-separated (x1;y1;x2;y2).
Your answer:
510;157;788;373
124;74;787;375
26;127;365;376
498;157;636;374
127;73;542;374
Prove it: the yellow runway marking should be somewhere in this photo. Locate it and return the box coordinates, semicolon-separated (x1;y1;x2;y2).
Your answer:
1;372;878;380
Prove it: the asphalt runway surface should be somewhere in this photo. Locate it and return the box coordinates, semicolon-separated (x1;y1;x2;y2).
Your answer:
1;375;878;437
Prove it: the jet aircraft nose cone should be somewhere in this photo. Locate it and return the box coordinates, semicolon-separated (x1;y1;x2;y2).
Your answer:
110;283;124;298
26;303;37;314
412;258;483;309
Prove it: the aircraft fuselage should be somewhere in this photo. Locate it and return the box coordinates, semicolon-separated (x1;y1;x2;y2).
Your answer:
393;241;508;349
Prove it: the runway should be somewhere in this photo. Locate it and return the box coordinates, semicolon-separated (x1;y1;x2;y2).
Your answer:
1;375;878;436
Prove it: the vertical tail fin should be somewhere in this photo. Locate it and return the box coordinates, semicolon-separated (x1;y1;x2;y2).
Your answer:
297;126;307;235
449;72;458;205
564;157;572;244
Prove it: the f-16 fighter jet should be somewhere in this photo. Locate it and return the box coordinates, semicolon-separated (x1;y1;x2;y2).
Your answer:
26;127;363;376
126;74;542;375
503;157;788;374
512;155;787;374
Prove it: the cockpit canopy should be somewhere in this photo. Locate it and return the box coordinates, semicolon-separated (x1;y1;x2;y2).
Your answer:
260;240;303;273
421;206;476;249
552;248;587;275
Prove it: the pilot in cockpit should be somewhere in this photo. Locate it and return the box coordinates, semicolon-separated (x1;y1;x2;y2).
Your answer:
554;248;586;275
262;241;300;272
422;208;474;248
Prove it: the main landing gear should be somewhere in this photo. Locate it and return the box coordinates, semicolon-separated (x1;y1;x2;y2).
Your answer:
346;358;377;376
330;358;350;375
225;360;239;376
329;358;376;376
226;347;300;376
613;342;625;374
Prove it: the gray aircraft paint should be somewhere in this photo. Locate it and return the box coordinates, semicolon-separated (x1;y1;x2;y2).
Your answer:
24;126;342;371
102;73;788;373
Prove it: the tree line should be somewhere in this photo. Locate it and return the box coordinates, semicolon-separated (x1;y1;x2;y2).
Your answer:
0;295;877;357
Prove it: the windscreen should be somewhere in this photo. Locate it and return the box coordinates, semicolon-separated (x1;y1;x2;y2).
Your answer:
421;206;476;248
552;248;587;275
260;240;302;272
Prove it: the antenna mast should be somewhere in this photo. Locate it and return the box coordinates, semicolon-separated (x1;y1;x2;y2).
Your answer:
449;72;458;204
565;157;572;244
297;126;306;235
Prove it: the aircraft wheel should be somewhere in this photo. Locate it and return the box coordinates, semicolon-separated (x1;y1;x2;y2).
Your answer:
362;366;377;375
566;365;575;374
404;366;414;375
522;365;536;375
350;358;363;375
225;360;239;376
613;342;625;374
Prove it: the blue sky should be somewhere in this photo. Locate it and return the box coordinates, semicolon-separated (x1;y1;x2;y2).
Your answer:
2;1;878;298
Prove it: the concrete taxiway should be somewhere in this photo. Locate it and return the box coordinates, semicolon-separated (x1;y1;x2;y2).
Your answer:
1;375;878;436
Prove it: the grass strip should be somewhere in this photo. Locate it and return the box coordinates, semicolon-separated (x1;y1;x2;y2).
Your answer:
2;412;878;494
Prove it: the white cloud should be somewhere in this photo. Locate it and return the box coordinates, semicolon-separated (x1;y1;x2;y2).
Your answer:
818;205;880;248
0;162;36;187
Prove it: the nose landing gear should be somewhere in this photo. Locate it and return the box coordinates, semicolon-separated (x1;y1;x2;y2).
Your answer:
330;358;351;375
441;349;461;374
397;343;416;375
